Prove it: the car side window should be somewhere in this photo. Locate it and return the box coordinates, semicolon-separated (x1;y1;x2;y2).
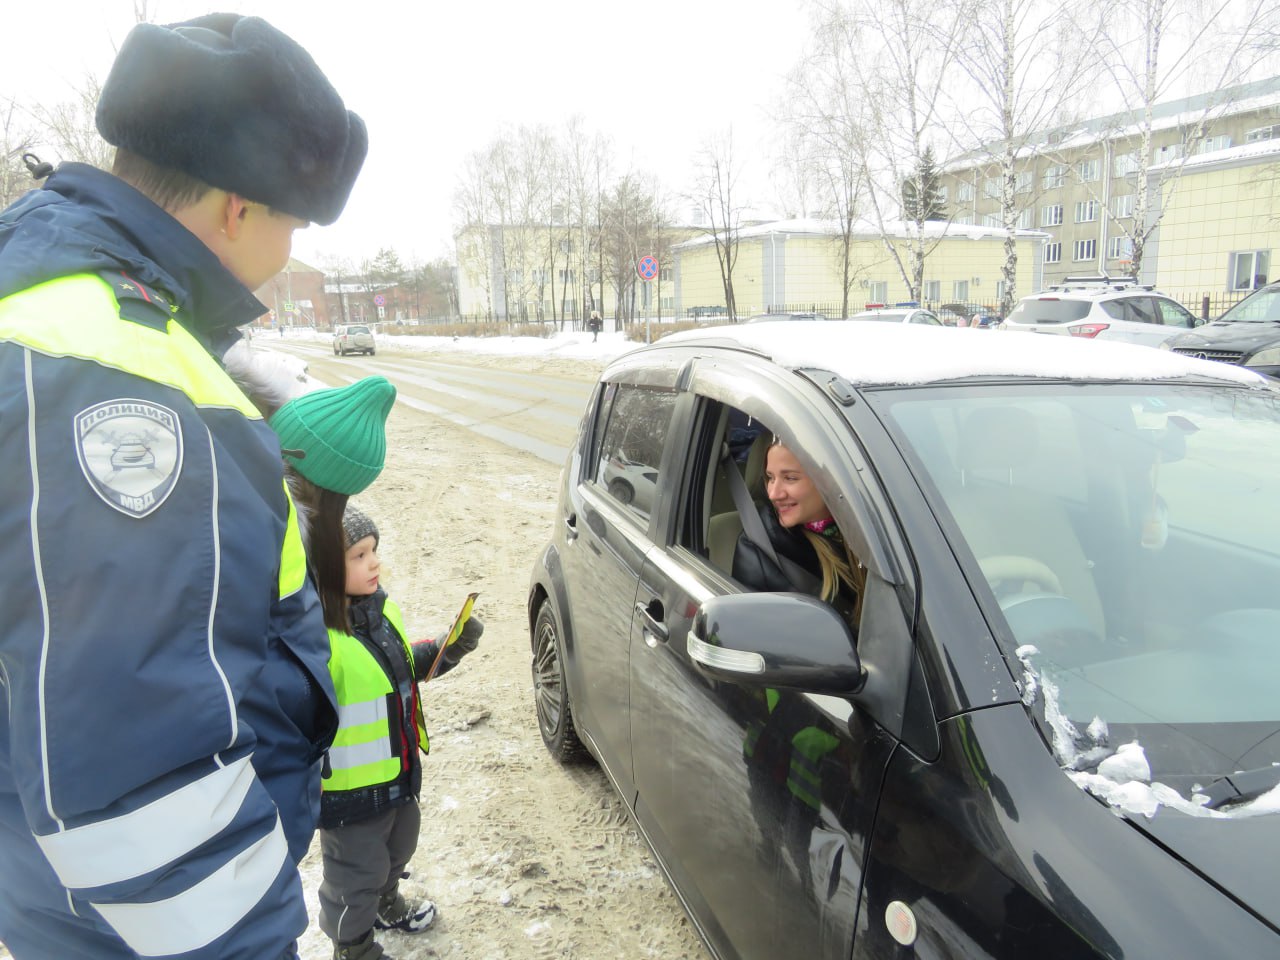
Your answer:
591;384;677;520
1124;297;1159;325
1101;300;1125;320
1155;298;1194;328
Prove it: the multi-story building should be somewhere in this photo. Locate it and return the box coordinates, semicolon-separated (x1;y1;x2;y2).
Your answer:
939;76;1280;290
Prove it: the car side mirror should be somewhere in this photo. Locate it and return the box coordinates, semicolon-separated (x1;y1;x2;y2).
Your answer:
1194;315;1208;327
689;592;866;694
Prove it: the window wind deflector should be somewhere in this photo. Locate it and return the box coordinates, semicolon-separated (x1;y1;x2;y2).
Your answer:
1200;765;1280;811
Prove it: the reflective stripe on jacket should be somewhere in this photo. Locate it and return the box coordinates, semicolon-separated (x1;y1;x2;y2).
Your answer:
0;271;334;959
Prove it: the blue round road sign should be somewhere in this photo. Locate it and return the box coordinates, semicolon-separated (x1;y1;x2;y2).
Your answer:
637;255;659;281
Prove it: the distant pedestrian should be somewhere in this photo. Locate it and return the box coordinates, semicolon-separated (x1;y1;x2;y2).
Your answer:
589;310;602;342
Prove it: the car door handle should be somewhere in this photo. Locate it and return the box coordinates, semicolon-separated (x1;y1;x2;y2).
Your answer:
564;513;578;541
635;601;669;646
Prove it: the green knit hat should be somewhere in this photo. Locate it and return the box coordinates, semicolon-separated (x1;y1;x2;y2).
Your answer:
270;376;396;495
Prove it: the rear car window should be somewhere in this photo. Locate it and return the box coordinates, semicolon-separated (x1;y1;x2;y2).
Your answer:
591;385;677;521
1008;299;1092;323
347;325;371;335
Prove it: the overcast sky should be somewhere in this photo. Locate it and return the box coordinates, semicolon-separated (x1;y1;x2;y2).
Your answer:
4;0;811;268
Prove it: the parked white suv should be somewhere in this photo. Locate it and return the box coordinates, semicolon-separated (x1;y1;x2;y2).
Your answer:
333;323;375;356
1000;276;1200;348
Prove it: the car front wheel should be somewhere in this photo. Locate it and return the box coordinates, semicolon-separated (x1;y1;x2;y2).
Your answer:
531;601;590;763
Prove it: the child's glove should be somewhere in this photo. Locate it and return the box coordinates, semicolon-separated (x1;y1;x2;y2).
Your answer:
445;615;484;664
410;616;484;681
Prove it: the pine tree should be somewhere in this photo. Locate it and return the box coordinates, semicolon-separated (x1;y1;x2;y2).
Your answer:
901;146;947;222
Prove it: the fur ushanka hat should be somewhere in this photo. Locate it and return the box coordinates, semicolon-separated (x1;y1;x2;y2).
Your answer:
96;13;367;225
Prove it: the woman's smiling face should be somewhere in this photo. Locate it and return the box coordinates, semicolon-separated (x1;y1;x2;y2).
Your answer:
764;443;829;528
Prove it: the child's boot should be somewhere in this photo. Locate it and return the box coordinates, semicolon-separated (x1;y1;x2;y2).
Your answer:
373;886;437;934
333;929;392;960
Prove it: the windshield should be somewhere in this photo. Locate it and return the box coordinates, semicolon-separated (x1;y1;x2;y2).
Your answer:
1007;298;1092;323
1217;287;1280;324
876;382;1280;806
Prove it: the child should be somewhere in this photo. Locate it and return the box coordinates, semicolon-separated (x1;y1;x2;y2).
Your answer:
317;503;483;960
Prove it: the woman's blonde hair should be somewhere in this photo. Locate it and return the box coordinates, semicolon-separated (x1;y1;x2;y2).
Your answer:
770;438;865;618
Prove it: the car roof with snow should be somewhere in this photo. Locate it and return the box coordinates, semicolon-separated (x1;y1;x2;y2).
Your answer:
648;320;1268;389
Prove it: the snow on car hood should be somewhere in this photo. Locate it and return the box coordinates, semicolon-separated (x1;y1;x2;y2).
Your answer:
658;321;1267;388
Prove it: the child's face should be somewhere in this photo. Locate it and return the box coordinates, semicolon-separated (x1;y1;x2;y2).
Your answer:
344;535;380;596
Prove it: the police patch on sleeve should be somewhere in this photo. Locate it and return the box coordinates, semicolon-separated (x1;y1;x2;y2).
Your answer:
74;399;184;518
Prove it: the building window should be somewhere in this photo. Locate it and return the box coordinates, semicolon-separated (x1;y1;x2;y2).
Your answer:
1198;134;1232;153
1015;170;1032;194
924;280;941;301
954;213;974;225
983;214;1002;228
1075;200;1098;223
1073;239;1097;262
953;280;969;301
868;281;888;303
1045;242;1062;264
1041;204;1063;227
1017;208;1034;229
983;178;1001;199
1107;236;1133;260
1156;142;1184;162
957;182;975;202
660;267;673;282
1043;164;1066;190
995;280;1008;301
1113;152;1139;177
1112;193;1135;219
937;185;949;204
1229;251;1270;291
1246;124;1280;144
1077;159;1100;183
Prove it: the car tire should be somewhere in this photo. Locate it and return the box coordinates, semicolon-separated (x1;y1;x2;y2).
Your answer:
531;601;590;763
333;345;339;355
607;478;634;505
369;347;376;355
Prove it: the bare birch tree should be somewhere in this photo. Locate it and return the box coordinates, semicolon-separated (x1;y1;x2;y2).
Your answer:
692;128;743;322
952;0;1104;314
781;24;872;318
811;0;965;302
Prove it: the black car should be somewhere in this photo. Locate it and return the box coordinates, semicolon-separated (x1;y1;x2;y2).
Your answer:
1164;281;1280;375
527;321;1280;960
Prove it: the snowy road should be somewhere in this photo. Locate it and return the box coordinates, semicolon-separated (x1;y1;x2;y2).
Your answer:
266;339;597;465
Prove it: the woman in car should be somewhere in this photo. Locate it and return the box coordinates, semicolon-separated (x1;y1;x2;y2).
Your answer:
732;438;864;624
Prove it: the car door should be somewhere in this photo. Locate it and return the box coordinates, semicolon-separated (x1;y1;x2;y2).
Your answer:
1154;297;1198;342
628;361;909;960
1115;296;1171;346
561;378;680;796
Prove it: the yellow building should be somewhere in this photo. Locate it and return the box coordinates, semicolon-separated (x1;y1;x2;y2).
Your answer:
673;218;1046;317
939;76;1280;290
1146;140;1280;301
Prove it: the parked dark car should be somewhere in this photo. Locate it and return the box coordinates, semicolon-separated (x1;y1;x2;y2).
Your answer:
528;321;1280;960
1164;281;1280;376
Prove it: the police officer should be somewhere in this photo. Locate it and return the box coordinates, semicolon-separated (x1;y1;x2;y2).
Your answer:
0;14;366;959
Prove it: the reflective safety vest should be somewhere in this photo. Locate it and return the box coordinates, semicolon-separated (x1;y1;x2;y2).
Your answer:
743;688;840;812
325;597;430;794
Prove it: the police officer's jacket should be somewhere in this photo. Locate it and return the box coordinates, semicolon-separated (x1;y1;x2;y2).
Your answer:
0;163;338;959
322;590;439;830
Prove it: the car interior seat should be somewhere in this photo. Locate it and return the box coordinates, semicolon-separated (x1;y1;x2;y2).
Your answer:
707;431;774;573
946;405;1106;639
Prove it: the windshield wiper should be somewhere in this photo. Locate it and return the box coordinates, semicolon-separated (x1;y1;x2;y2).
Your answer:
1201;765;1280;810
